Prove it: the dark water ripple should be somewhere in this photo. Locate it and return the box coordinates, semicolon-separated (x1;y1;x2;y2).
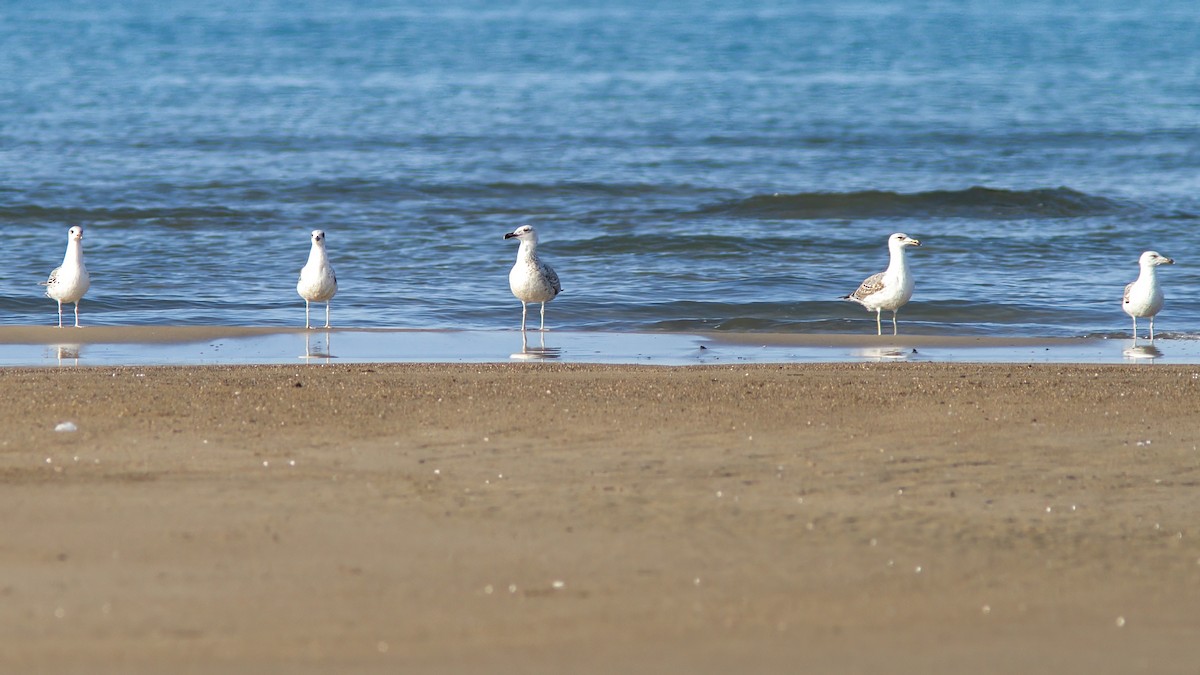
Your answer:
701;187;1133;220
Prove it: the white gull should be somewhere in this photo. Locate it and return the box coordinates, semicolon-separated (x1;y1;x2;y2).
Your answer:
297;229;338;329
1122;250;1174;340
504;225;561;332
41;226;90;328
843;232;921;336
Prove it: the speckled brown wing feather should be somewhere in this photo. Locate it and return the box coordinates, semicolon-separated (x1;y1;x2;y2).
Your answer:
1122;281;1133;305
851;272;886;301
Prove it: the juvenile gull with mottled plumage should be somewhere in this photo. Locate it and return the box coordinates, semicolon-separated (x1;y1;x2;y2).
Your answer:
504;225;561;332
843;232;921;336
41;226;90;328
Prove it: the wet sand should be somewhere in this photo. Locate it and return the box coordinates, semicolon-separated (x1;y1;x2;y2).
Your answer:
3;362;1200;673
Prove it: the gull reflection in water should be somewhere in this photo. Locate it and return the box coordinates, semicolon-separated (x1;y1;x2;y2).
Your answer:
302;330;335;362
856;346;913;361
52;343;83;366
511;330;561;360
1122;342;1163;362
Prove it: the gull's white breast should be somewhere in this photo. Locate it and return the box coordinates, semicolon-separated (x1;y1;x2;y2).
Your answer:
46;266;90;303
1123;279;1163;318
509;260;559;303
298;263;337;302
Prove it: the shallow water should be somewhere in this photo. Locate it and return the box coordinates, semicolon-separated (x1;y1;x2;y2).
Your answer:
2;1;1198;338
6;329;1200;367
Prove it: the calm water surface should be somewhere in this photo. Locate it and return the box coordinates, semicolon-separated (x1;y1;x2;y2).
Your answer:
2;1;1198;337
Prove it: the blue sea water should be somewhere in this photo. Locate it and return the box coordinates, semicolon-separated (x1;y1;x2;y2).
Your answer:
1;0;1198;337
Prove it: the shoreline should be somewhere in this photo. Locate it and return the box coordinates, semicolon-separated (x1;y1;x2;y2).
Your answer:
3;362;1199;673
0;325;1192;366
0;325;1089;347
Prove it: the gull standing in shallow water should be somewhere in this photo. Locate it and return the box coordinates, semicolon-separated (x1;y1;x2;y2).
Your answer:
1122;250;1174;340
505;225;561;332
297;229;338;329
843;232;921;336
41;225;90;328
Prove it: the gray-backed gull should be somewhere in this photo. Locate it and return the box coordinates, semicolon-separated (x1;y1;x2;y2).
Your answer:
1122;250;1174;340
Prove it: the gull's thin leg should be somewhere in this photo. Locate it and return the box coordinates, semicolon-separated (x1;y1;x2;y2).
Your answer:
539;302;546;332
892;310;899;336
1150;317;1155;341
1132;317;1138;341
324;302;331;329
305;300;312;329
875;309;882;336
521;301;528;332
74;301;81;328
57;300;64;328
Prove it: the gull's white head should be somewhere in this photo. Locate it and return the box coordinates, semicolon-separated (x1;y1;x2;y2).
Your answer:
1139;250;1174;267
68;226;84;242
889;232;920;249
504;225;538;243
311;229;326;246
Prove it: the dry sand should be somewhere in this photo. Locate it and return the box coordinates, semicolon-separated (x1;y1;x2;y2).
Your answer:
2;362;1199;674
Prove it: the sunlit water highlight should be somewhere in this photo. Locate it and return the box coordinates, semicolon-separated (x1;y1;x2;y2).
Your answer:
7;329;1200;367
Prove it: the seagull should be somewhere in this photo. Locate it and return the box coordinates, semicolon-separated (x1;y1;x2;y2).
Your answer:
40;226;90;328
297;229;338;329
843;232;921;336
1122;250;1174;341
504;225;561;332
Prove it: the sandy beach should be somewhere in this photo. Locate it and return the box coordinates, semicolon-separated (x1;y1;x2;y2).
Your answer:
3;361;1200;673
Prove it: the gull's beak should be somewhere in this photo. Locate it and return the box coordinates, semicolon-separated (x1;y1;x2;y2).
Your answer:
908;238;921;247
504;232;518;240
1164;257;1176;264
